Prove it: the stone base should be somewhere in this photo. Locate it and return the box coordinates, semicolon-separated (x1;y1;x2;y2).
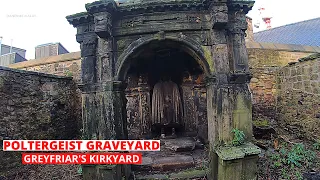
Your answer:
210;142;261;180
132;137;207;172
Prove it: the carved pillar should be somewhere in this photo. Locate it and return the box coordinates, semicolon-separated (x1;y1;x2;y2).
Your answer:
207;2;260;180
227;6;250;73
67;1;130;179
95;11;114;82
227;2;255;141
137;76;151;137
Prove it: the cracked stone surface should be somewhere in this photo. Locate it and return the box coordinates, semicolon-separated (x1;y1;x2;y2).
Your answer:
163;137;196;152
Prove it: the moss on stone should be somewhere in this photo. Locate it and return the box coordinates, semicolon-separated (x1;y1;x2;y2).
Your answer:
202;46;214;73
66;12;89;19
216;142;261;161
169;169;208;179
232;92;252;140
298;53;320;62
253;119;269;127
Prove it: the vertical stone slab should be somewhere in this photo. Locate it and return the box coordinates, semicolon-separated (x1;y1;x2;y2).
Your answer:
97;165;122;180
82;93;100;140
82;165;98;180
218;158;243;180
138;80;151;137
97;38;113;82
232;84;253;140
182;84;197;133
205;76;219;180
227;5;251;74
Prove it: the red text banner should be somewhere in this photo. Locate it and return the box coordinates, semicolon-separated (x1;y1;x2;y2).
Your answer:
3;140;160;151
22;153;143;165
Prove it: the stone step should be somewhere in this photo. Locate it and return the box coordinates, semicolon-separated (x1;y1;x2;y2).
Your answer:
134;168;208;180
132;155;195;172
163;137;196;152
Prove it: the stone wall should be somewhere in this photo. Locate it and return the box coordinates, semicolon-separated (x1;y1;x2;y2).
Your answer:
248;47;315;120
0;66;81;140
276;54;320;140
9;52;81;83
0;66;81;176
8;45;319;123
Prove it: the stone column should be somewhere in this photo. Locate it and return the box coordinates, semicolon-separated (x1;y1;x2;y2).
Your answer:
137;76;151;137
228;6;250;73
207;2;260;180
67;1;130;179
227;3;254;140
77;32;99;140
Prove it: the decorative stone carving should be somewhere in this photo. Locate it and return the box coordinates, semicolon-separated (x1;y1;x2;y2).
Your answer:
94;12;113;38
227;4;252;73
210;3;228;29
80;35;98;57
104;81;127;92
229;73;253;84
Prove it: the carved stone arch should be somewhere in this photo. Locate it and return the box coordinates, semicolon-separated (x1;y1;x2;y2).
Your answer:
115;35;212;81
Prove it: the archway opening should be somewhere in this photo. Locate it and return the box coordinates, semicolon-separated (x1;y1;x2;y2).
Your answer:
123;40;208;143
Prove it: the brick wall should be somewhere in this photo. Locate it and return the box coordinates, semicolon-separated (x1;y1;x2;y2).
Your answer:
276;54;320;140
248;48;314;120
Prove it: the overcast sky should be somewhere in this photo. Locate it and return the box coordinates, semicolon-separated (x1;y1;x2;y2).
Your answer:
0;0;319;59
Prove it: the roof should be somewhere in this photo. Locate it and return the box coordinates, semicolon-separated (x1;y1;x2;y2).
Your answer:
246;41;320;53
254;17;320;47
36;42;61;48
1;44;26;52
0;52;26;59
35;42;69;53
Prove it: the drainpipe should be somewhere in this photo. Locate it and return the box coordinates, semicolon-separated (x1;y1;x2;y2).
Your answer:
0;36;3;56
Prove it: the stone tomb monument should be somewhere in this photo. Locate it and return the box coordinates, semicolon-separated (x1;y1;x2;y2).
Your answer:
67;0;260;179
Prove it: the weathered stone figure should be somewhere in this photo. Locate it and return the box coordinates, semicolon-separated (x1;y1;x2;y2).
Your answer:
151;79;183;136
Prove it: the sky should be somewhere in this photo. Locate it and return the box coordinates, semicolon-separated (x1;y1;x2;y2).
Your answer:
0;0;319;60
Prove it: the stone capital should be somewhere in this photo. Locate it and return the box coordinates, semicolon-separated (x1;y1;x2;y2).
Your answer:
227;1;254;15
205;75;217;86
78;33;98;57
104;81;127;92
227;13;248;33
94;12;113;38
210;3;228;29
227;1;254;33
228;73;252;84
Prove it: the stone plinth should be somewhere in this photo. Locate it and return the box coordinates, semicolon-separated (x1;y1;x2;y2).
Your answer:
215;143;261;180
